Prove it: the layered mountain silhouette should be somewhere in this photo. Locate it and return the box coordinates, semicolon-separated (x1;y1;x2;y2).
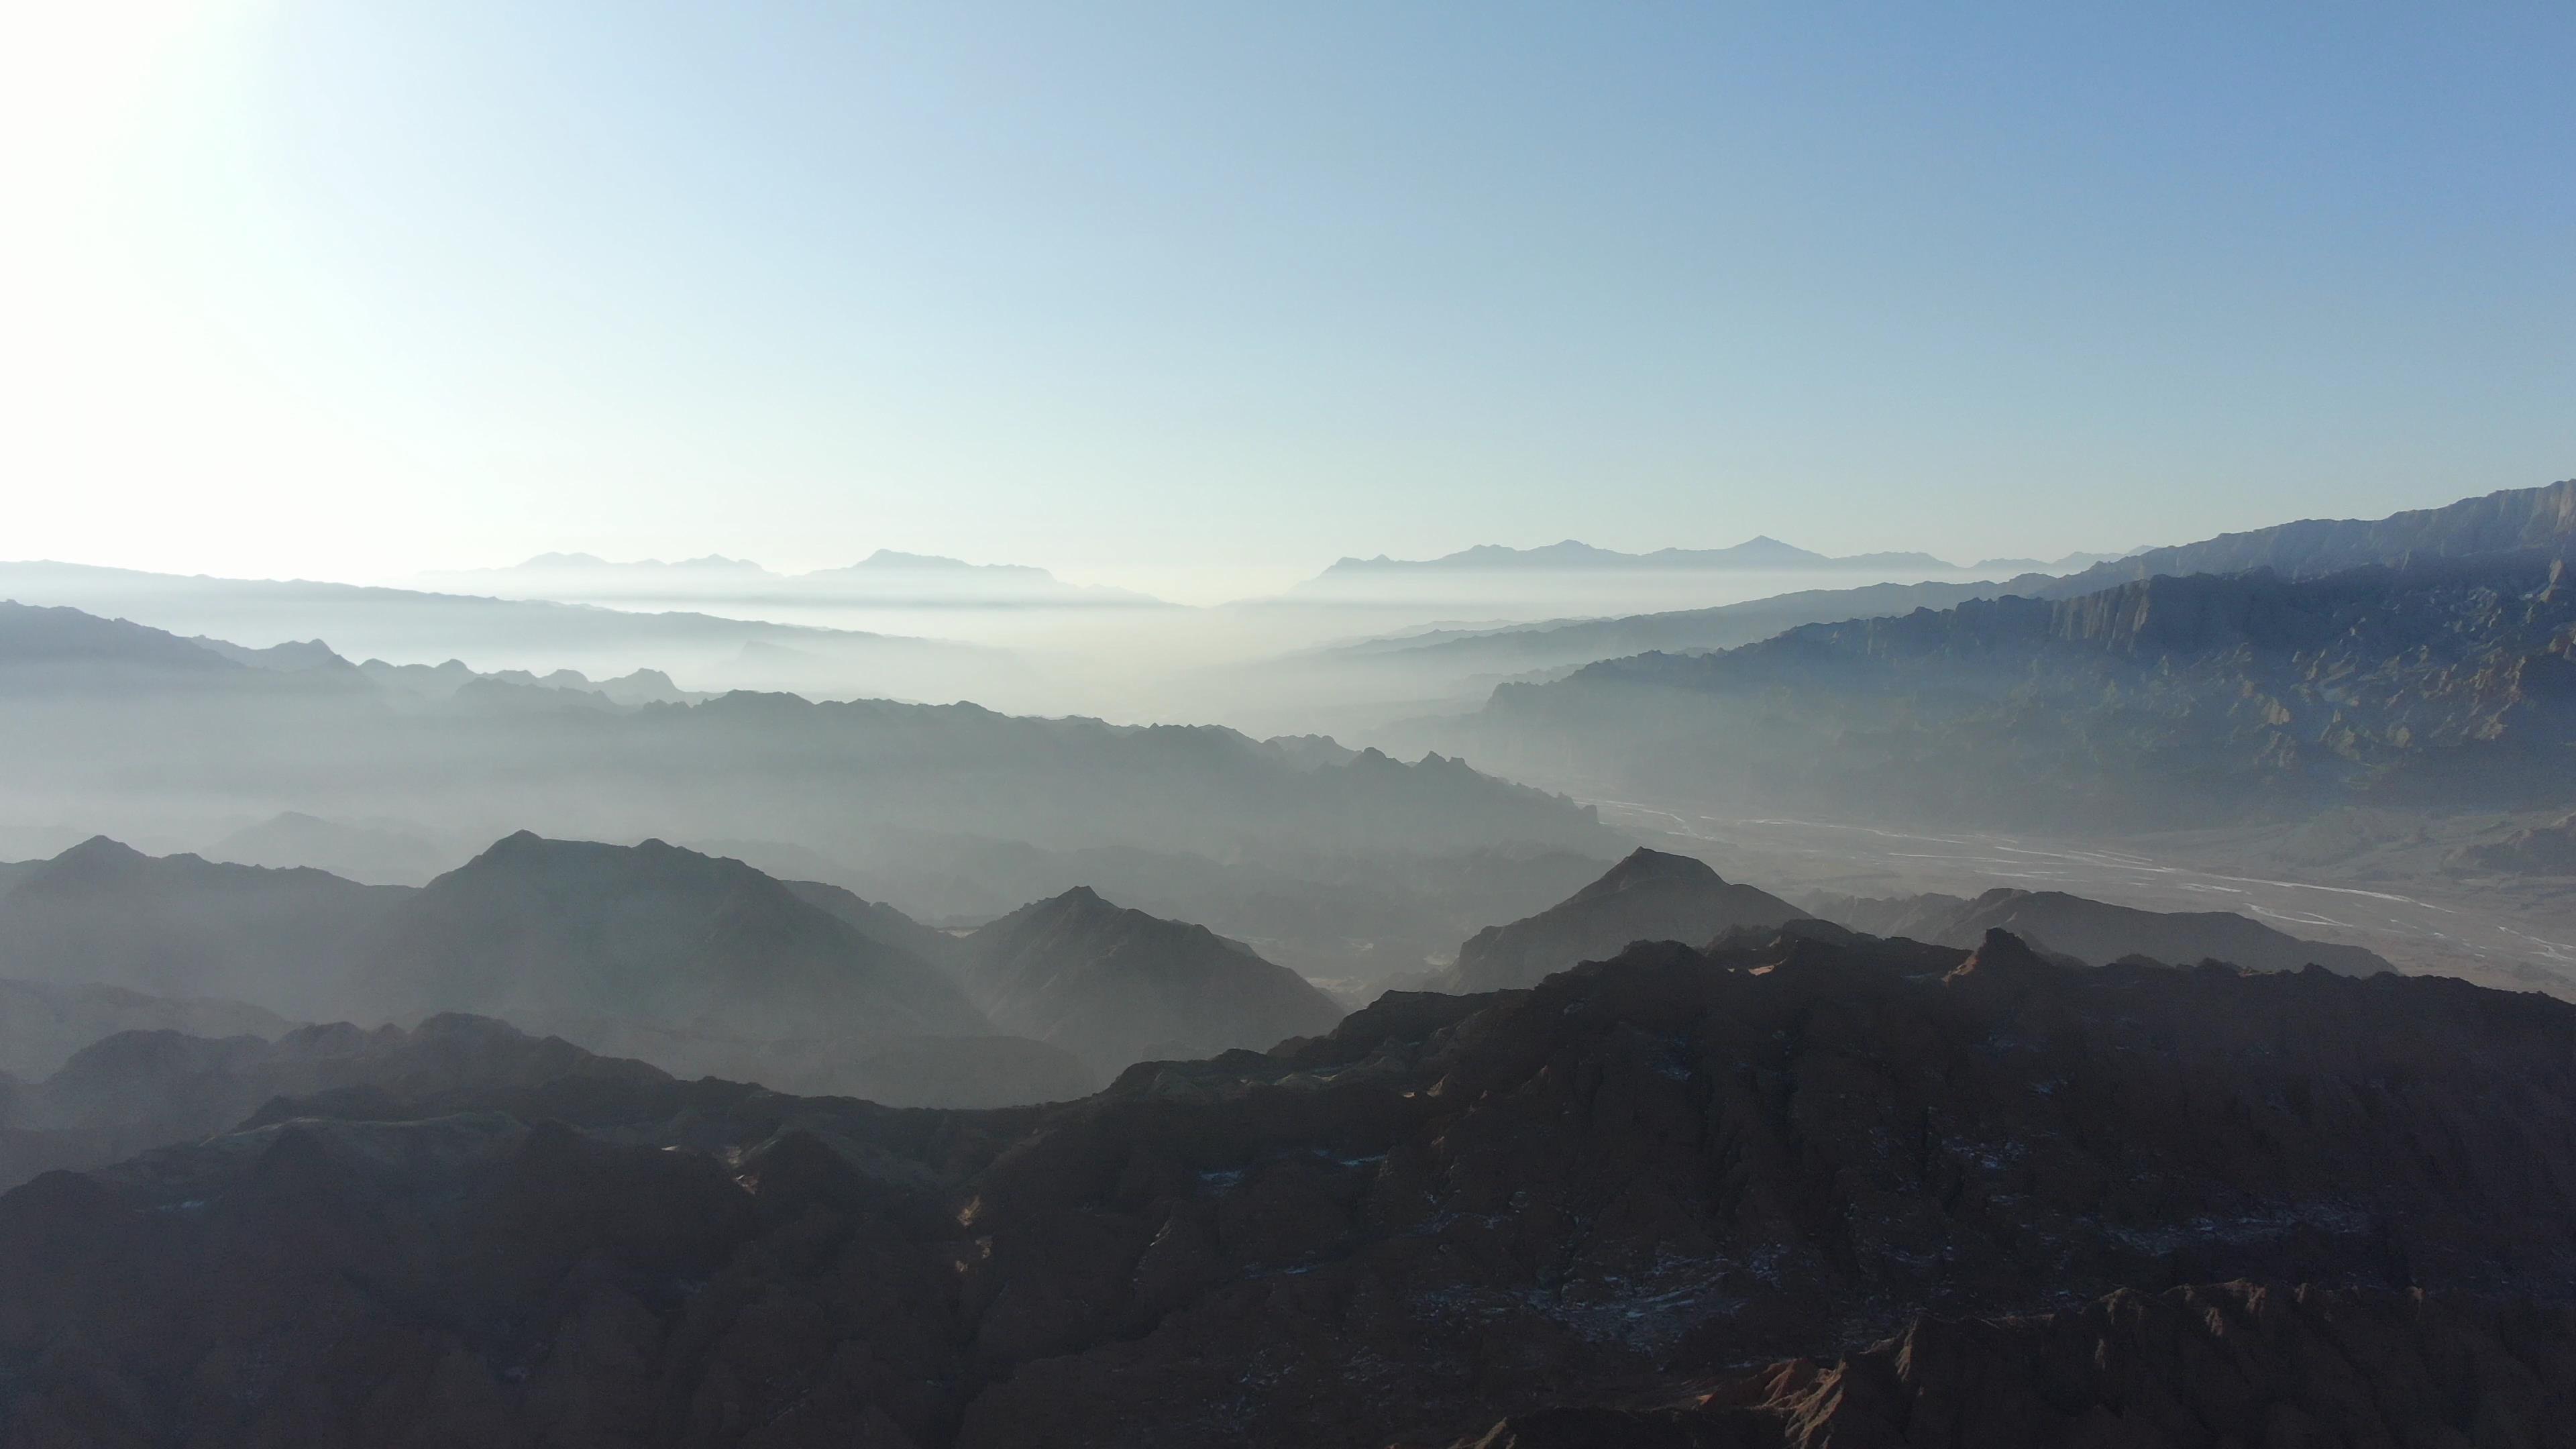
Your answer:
0;977;289;1081
1817;885;2397;975
955;886;1346;1075
1456;550;2576;828
1438;846;1800;991
201;810;455;885
0;602;1614;865
0;559;1022;702
2;925;2572;1444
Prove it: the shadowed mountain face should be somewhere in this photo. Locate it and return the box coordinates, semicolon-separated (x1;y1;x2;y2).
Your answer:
0;837;404;1012
1439;847;1800;992
956;887;1346;1076
1454;551;2576;830
1;928;2574;1445
356;833;991;1046
1817;885;2398;975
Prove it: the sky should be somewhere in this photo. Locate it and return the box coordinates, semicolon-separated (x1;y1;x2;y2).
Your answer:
2;2;2569;604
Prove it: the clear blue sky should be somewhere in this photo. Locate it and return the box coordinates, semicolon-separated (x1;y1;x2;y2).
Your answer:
4;2;2569;600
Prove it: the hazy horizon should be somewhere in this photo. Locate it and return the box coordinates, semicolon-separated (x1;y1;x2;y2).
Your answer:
7;3;2569;603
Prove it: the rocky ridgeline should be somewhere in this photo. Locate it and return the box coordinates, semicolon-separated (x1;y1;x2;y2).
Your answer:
2;926;2574;1446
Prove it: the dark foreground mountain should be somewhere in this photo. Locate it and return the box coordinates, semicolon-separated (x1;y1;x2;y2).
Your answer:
1443;1281;2576;1447
956;887;1346;1076
0;835;403;1011
4;925;2572;1445
1439;847;1799;991
1817;885;2397;975
1456;551;2576;829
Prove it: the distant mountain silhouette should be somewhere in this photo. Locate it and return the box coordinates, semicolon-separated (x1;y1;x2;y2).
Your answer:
1313;536;1959;578
355;833;990;1045
435;547;1170;606
1438;847;1800;992
0;559;1020;703
957;887;1345;1075
201;811;455;886
1815;886;2396;975
0;837;403;1012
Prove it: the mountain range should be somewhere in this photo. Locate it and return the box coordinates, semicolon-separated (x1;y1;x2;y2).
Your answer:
0;599;1614;862
1444;548;2576;830
2;923;2571;1444
1329;478;2576;708
0;561;1024;703
0;833;1350;1101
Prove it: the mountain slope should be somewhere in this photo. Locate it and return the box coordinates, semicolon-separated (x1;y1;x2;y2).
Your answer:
956;887;1345;1074
1816;886;2397;974
1440;846;1801;991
